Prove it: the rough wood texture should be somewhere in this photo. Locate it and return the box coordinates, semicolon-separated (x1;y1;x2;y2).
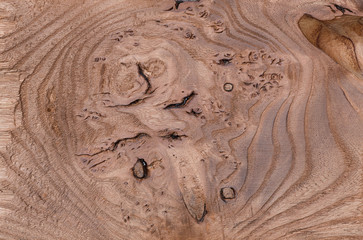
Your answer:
0;0;362;239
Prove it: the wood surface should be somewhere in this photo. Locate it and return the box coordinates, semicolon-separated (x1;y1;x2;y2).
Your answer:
0;0;362;239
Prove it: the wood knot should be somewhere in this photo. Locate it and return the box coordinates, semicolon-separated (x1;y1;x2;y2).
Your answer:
223;83;234;92
132;158;148;179
220;187;235;201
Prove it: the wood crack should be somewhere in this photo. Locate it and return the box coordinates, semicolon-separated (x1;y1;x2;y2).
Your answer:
164;91;196;109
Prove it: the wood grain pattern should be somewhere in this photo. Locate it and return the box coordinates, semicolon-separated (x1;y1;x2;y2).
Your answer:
0;0;362;239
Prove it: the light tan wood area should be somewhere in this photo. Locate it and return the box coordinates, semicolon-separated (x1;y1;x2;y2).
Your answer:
0;0;362;239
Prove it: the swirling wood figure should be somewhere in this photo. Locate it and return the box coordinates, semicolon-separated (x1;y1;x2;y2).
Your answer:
0;0;362;239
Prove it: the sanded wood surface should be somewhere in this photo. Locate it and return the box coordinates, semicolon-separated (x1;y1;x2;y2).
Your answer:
0;0;362;239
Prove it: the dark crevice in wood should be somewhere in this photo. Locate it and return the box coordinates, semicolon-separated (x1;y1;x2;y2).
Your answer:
334;4;353;14
160;132;187;140
75;133;150;156
90;159;107;169
137;63;152;94
106;96;151;108
217;58;232;65
197;204;207;223
164;91;196;109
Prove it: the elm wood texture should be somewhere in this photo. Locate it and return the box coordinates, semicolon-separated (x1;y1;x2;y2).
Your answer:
0;0;362;239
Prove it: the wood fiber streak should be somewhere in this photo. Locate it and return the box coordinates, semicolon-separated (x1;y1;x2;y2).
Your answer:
0;0;362;239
